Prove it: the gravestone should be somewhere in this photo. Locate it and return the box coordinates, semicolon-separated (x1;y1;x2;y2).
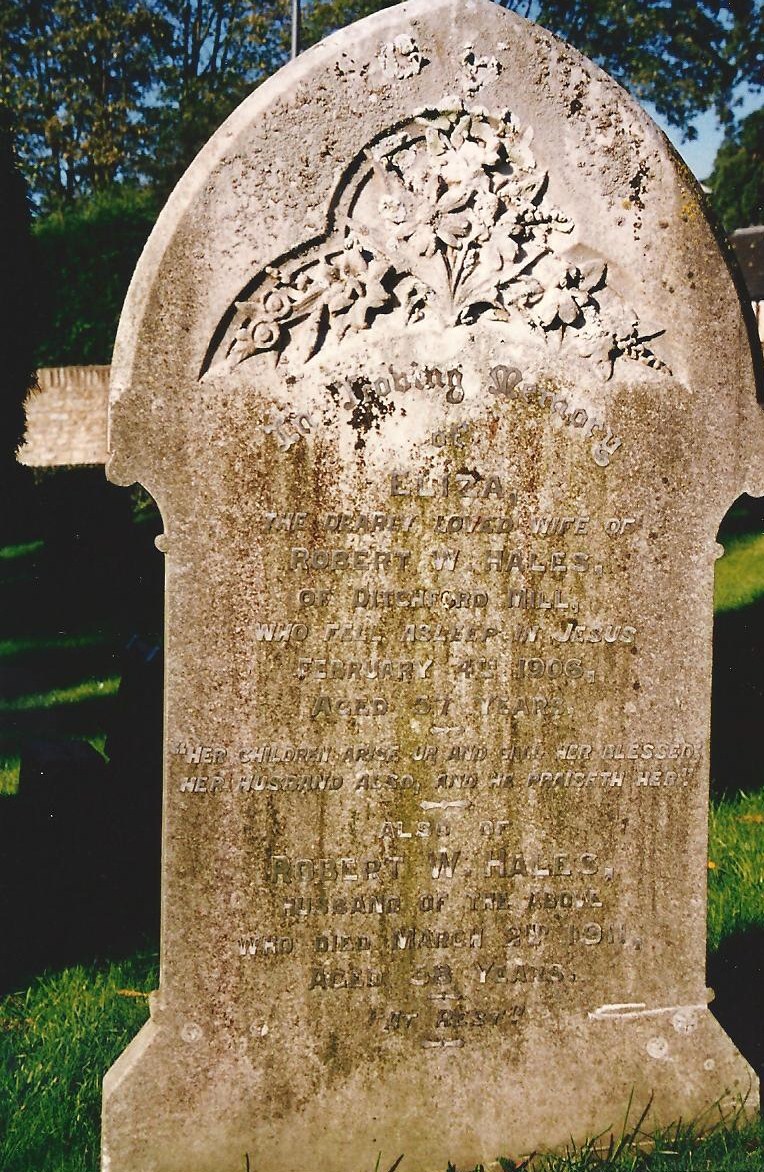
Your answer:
102;1;764;1168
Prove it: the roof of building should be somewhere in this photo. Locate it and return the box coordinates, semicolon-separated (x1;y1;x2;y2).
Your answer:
729;226;764;301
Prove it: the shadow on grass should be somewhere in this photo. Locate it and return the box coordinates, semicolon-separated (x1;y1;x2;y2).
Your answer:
0;645;120;700
0;476;164;993
711;595;764;797
0;548;156;642
712;497;764;795
0;754;161;993
718;494;764;542
0;474;163;646
709;927;764;1083
0;693;119;747
0;632;163;993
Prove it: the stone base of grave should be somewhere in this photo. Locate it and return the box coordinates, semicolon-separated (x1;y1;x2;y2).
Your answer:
102;1008;757;1171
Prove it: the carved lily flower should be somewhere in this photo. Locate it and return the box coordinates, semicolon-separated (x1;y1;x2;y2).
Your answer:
535;264;597;330
390;209;438;257
313;239;366;314
386;196;439;257
344;256;391;332
439;136;498;187
316;243;393;337
378;179;439;256
360;256;392;310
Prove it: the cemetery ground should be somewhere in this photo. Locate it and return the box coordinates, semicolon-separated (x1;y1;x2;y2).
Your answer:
0;487;763;1171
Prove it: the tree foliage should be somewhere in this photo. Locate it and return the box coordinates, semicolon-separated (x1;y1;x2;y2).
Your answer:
33;185;160;365
0;104;43;544
0;105;37;452
2;0;763;210
144;1;291;200
3;0;763;367
708;108;764;230
0;1;167;203
532;0;752;138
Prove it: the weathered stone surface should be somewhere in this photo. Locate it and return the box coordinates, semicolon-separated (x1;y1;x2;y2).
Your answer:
18;366;109;467
102;2;764;1168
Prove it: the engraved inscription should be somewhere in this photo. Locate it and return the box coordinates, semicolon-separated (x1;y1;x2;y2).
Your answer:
180;323;695;1049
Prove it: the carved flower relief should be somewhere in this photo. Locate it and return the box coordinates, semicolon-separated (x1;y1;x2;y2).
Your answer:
379;34;424;80
574;317;667;376
315;241;393;338
374;108;508;218
231;271;298;361
437;129;500;186
532;260;606;332
380;186;476;257
228;235;400;364
426;108;532;198
379;193;437;258
367;105;576;322
215;104;670;380
461;45;501;97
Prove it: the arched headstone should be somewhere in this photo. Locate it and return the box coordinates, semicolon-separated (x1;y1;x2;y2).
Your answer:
103;2;764;1168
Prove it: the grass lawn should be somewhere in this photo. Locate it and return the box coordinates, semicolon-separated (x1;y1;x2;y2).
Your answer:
0;946;762;1172
0;955;156;1172
715;531;764;614
0;512;763;1171
708;790;764;951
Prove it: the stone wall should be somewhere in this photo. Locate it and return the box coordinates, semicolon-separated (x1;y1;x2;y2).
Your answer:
17;365;110;468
